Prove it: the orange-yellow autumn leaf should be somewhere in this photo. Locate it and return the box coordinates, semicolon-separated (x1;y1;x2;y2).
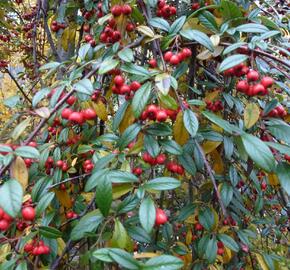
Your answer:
211;149;224;174
94;100;108;121
173;111;189;145
54;189;73;208
202;141;221;154
244;103;260;129
268;173;279;186
119;105;135;133
10;156;28;190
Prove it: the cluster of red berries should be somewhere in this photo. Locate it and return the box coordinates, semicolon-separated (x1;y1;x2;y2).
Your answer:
155;208;168;225
142;152;166;166
156;0;176;19
22;22;34;32
166;161;184;175
84;34;97;47
0;60;8;68
61;108;97;124
206;100;224;112
140;104;177;122
0;208;13;231
112;75;141;100
50;20;66;32
217;241;225;255
0;34;10;42
227;64;275;96
66;210;78;219
266;105;287;118
22;7;37;20
83;159;94;173
99;19;122;44
16;200;34;231
55;160;70;172
163;48;192;66
111;4;132;17
223;216;237;226
82;3;103;20
24;240;50;256
48;89;77;106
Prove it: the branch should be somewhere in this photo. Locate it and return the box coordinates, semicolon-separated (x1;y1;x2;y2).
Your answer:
194;139;228;217
49;173;91;189
5;68;32;104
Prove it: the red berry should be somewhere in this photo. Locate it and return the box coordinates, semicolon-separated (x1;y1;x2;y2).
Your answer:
133;167;143;176
122;4;132;15
252;83;266;95
156;110;168;122
66;211;74;219
155;208;168;225
82;108;97;120
169;55;180;65
114;75;124;86
42;245;50;254
217;248;224;255
130;81;141;91
126;23;135;32
261;182;267;191
24;243;34;253
156;154;166;164
164;51;173;62
120;85;131;95
111;5;122;16
261;76;274;88
69;112;84;124
2;213;13;222
246;70;259;82
236;80;249;93
0;220;9;231
195;223;203;231
83;24;90;32
170;6;176;15
158;0;166;9
56;160;64;168
146;104;158;120
61;108;73;119
148;59;157;68
0;208;4;219
182;47;192;58
192;3;200;10
176;165;184;175
22;206;36;221
84;34;93;42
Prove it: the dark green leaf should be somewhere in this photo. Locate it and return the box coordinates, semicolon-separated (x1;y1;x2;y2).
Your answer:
276;162;290;195
218;234;239;252
109;249;140;270
150;17;170;32
160;140;183;155
236;23;268;33
178;153;196;176
36;192;55;216
169;16;186;35
39;226;62;239
183;109;199;137
112;101;129;131
220;183;233;207
98;58;119;74
267;124;290;144
74;78;94;95
144;255;184;270
96;175;112;216
139;197;156;233
132;82;152;118
205;238;217;263
108;170;139;183
219;54;249;72
117;123;141;150
144;135;160;157
118;48;134;62
198;207;215;231
14;146;40;159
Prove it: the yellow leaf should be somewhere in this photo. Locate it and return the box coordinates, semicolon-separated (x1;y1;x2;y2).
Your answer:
223;246;233;263
134;253;159;259
244;103;260;129
54;189;72;208
136;25;155;38
112;184;132;199
202;141;221;154
81;192;94;203
71;157;78;167
57;238;66;256
0;243;11;263
255;253;269;270
173;111;189;145
10;156;28;190
211;149;224;174
93;100;108;121
61;25;76;52
119;105;135;133
186;229;192;245
183;18;213;34
268;173;279;186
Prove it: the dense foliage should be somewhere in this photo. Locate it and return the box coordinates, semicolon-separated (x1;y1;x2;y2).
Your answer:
0;0;289;269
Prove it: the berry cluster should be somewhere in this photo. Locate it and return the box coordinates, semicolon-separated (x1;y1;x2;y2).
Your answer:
61;108;97;124
99;19;122;44
155;208;168;225
0;60;8;68
45;157;69;174
50;20;66;32
112;75;141;100
217;241;225;255
24;240;50;256
111;4;132;17
156;0;176;19
227;64;275;96
83;159;94;173
82;3;103;20
55;160;69;172
140;104;177;122
22;7;37;20
266;105;287;118
205;100;224;112
84;34;97;47
163;48;192;66
0;208;13;231
222;216;237;226
0;34;10;42
142;152;166;166
166;161;184;175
